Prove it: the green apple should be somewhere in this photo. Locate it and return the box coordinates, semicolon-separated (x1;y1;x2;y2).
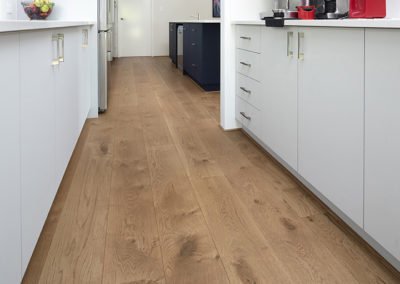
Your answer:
41;4;49;12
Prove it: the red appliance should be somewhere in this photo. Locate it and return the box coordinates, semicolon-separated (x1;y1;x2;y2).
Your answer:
297;6;315;20
350;0;386;18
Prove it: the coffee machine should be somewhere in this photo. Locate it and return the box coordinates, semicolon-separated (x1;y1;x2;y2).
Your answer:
315;0;349;18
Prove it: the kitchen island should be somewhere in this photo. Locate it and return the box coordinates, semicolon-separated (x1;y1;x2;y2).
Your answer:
169;20;221;91
0;20;95;283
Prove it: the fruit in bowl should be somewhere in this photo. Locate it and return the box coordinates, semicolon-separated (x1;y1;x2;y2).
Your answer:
22;0;54;20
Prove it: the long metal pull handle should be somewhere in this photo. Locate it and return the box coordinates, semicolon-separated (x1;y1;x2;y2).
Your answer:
240;61;251;67
298;32;304;60
52;34;59;66
58;34;64;62
82;29;88;48
240;36;251;40
240;112;251;120
287;31;294;57
240;87;251;94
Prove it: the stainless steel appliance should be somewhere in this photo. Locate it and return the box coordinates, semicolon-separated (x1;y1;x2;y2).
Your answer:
98;0;114;113
177;25;184;72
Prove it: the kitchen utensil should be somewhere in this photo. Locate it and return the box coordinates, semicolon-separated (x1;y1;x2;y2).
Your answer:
298;5;316;19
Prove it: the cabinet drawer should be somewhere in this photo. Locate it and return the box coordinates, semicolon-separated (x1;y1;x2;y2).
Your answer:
236;49;261;82
236;96;262;137
236;25;261;53
236;73;263;110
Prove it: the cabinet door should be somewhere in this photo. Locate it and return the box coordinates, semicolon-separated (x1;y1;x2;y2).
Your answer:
298;27;364;227
183;24;192;75
169;23;177;64
261;27;298;170
365;29;400;260
0;33;22;284
78;27;91;133
20;30;57;273
55;28;80;186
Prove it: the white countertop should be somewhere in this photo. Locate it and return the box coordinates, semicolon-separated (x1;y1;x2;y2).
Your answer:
232;18;400;28
170;19;221;23
0;20;96;33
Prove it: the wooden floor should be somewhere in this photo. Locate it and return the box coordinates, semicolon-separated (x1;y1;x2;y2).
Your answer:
23;57;400;284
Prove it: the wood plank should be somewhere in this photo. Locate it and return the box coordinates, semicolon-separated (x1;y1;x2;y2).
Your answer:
102;126;165;284
191;176;294;284
146;145;230;284
37;124;114;283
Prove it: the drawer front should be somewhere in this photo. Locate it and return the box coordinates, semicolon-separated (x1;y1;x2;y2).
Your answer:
236;25;261;53
236;73;263;110
189;24;202;41
236;49;261;82
236;96;262;137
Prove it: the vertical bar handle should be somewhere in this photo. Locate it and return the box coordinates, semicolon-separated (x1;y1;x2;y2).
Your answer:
58;34;64;63
287;31;294;57
298;32;304;60
51;34;59;66
82;29;89;48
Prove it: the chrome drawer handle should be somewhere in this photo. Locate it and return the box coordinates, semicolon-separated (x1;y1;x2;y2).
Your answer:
240;87;251;94
240;61;251;67
240;36;251;40
192;63;197;67
240;112;251;120
192;42;196;46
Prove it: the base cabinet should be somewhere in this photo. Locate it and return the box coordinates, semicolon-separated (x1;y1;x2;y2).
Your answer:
0;33;22;284
261;27;298;170
365;29;400;261
20;29;58;273
298;27;365;227
1;26;92;281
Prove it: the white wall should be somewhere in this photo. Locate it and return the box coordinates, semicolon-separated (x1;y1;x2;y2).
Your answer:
387;0;400;18
0;0;17;19
220;0;270;130
152;0;214;56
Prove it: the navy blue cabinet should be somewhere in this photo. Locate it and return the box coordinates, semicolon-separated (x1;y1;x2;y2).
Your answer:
182;23;220;91
169;23;180;66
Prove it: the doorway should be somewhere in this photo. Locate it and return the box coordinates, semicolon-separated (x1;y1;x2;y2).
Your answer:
117;0;152;57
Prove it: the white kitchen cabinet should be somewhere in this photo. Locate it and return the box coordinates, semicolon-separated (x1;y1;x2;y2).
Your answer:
0;33;22;284
20;29;58;272
261;27;298;170
365;29;400;260
298;27;365;227
55;28;80;185
78;27;91;133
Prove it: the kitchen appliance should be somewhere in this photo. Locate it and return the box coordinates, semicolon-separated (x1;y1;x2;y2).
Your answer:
314;0;349;19
350;0;386;18
177;25;184;72
98;0;114;113
298;6;316;19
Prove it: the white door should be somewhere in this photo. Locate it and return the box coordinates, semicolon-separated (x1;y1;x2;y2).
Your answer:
118;0;152;57
0;32;22;284
20;29;57;273
297;27;365;227
261;27;298;170
365;29;400;260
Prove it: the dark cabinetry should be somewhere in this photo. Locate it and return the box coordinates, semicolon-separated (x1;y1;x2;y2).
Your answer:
169;23;179;66
183;23;220;91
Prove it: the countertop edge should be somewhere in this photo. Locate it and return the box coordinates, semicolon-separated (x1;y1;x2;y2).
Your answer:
232;19;400;28
170;20;221;23
0;20;96;33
